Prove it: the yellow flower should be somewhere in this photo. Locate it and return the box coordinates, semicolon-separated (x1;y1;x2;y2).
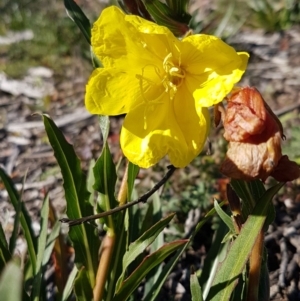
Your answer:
85;6;249;168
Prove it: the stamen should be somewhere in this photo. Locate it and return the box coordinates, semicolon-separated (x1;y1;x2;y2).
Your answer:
162;52;186;95
136;51;186;129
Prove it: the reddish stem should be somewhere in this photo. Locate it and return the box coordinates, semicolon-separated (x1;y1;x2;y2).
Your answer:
246;229;264;301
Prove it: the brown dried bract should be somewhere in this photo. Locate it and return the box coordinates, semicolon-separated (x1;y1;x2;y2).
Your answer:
220;87;300;182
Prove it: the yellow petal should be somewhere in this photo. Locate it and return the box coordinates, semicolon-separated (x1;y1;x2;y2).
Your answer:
180;34;249;107
173;84;210;157
120;99;202;168
85;67;167;115
85;68;140;115
91;6;180;69
193;52;249;107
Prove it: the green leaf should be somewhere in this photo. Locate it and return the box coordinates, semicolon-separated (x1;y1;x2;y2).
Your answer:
214;200;235;233
64;0;91;44
231;180;275;230
207;182;284;301
143;209;215;301
143;242;188;301
99;115;110;145
127;162;140;201
93;142;117;201
230;179;255;218
124;213;176;267
114;239;188;301
9;176;24;255
248;180;275;229
248;180;266;201
140;191;158;237
0;261;22;301
43;114;99;290
0;168;37;273
190;272;203;301
42;220;60;266
143;190;164;298
0;223;11;272
117;213;175;288
32;195;50;301
74;267;94;301
200;219;230;299
166;0;190;16
62;265;78;301
93;142;118;214
142;0;190;36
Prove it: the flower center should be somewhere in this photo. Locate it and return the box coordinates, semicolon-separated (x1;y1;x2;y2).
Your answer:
162;53;185;98
135;53;185;130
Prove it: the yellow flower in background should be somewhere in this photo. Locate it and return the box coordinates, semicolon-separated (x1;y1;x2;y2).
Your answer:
85;6;249;168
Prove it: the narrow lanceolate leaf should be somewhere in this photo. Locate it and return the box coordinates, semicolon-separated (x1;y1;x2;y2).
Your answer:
114;240;188;301
207;183;284;301
93;142;118;212
143;241;189;301
248;180;275;229
32;195;50;301
214;200;235;233
127;162;139;201
200;219;230;299
9;175;24;255
64;0;91;44
0;223;11;272
98;115;110;145
43;115;99;289
166;0;190;16
230;179;255;217
74;267;94;301
142;0;190;36
62;265;78;301
231;180;275;230
117;213;176;288
0;168;37;273
42;220;61;266
0;261;22;301
143;210;214;301
143;191;164;299
123;213;176;269
190;273;203;301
